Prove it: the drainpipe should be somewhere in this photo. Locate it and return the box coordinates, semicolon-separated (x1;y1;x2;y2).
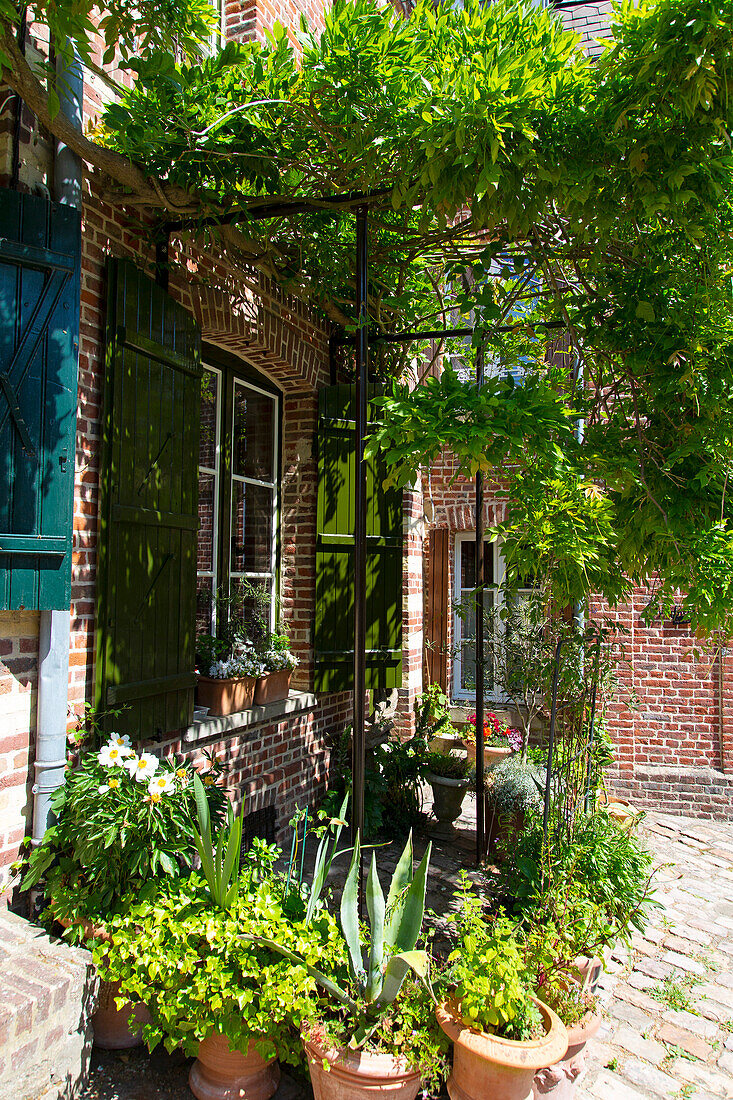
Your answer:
573;352;585;657
31;45;83;845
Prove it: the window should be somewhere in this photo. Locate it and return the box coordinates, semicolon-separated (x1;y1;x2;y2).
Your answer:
452;535;534;701
196;356;280;640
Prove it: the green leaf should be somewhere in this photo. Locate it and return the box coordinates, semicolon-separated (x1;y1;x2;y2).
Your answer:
340;834;364;984
365;852;385;1000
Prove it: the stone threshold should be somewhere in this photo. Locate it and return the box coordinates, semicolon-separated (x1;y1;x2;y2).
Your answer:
183;690;318;744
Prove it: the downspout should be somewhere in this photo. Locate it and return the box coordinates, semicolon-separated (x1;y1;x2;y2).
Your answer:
31;45;83;845
572;353;585;646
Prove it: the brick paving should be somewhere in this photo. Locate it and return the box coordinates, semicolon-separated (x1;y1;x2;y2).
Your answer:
80;800;733;1099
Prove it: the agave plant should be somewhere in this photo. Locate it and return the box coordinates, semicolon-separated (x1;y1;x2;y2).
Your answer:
242;830;434;1046
192;773;243;909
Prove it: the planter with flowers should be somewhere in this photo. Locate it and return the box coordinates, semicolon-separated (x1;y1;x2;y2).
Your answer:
462;711;522;770
99;777;350;1100
196;643;264;716
18;735;226;1048
437;883;567;1100
255;634;299;705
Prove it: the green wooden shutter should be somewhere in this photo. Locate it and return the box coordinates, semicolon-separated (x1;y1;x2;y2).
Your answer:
0;190;81;610
314;384;402;692
96;259;201;740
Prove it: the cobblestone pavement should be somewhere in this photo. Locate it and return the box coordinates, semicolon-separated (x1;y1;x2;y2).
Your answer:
81;800;733;1100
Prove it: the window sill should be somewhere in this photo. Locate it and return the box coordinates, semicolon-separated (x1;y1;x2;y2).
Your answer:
183;690;318;744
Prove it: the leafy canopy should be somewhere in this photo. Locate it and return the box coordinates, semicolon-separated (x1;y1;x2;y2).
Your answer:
3;0;733;630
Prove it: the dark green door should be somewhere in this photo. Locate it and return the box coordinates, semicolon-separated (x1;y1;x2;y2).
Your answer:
0;190;81;609
314;384;403;692
96;259;201;740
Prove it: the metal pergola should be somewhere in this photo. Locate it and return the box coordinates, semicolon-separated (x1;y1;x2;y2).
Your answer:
160;198;565;867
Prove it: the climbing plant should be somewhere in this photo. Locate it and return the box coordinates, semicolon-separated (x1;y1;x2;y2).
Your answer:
1;0;733;630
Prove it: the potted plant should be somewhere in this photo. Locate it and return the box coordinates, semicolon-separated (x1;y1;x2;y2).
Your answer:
18;737;226;1048
255;632;299;704
462;711;522;769
99;778;347;1100
484;756;543;859
436;881;567;1100
196;643;264;716
424;751;473;838
247;832;448;1100
531;981;600;1100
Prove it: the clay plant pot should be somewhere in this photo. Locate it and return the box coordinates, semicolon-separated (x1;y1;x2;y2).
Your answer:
532;1008;602;1100
465;742;513;770
303;1026;422;1100
436;996;568;1100
196;674;257;716
58;916;150;1049
427;772;471;839
254;668;292;705
189;1034;280;1100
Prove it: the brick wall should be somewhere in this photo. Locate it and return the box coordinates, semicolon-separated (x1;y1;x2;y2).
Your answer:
422;448;733;818
558;0;613;56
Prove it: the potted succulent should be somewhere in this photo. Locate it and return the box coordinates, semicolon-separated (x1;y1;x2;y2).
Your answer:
484;756;543;859
462;711;522;769
255;632;299;704
196;641;264;716
436;882;567;1100
424;751;473;838
18;737;226;1048
246;832;448;1100
99;778;347;1100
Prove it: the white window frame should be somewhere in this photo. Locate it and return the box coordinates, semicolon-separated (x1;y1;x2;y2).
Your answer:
453;534;503;702
229;376;279;633
197;364;222;634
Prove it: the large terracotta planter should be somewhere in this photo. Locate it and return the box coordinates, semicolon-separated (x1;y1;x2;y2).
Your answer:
254;668;292;705
93;980;152;1050
303;1027;422;1100
465;742;513;770
437;997;568;1100
484;806;527;861
58;915;150;1049
196;674;256;716
572;956;602;995
532;1008;602;1099
189;1034;280;1100
427;772;471;839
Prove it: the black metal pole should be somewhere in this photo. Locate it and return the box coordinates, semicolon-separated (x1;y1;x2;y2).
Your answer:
475;337;485;864
352;206;369;864
584;633;602;812
542;636;564;850
11;8;28;191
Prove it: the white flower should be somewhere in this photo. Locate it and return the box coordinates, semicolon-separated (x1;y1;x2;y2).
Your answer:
98;743;131;768
124;752;159;782
107;734;132;751
147;773;175;797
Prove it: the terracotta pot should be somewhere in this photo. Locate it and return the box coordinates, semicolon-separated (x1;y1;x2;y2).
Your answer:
303;1027;421;1100
196;674;256;716
436;997;568;1100
254;668;292;705
189;1034;280;1100
427;772;471;838
57;915;150;1049
465;742;513;770
532;1009;602;1099
93;979;152;1050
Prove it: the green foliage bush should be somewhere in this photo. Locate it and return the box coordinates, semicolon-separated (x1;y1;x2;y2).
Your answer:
98;856;348;1065
18;740;226;932
485;757;544;818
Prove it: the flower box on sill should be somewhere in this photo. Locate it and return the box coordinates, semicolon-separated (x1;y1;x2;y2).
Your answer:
254;668;292;706
196;674;257;717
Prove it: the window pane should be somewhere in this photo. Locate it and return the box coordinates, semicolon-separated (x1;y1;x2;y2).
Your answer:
231;481;274;574
198;472;216;573
460;540;475;590
196;576;215;636
233;385;275;482
200;371;218;470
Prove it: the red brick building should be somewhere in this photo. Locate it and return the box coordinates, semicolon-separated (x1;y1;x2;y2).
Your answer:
1;0;731;907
